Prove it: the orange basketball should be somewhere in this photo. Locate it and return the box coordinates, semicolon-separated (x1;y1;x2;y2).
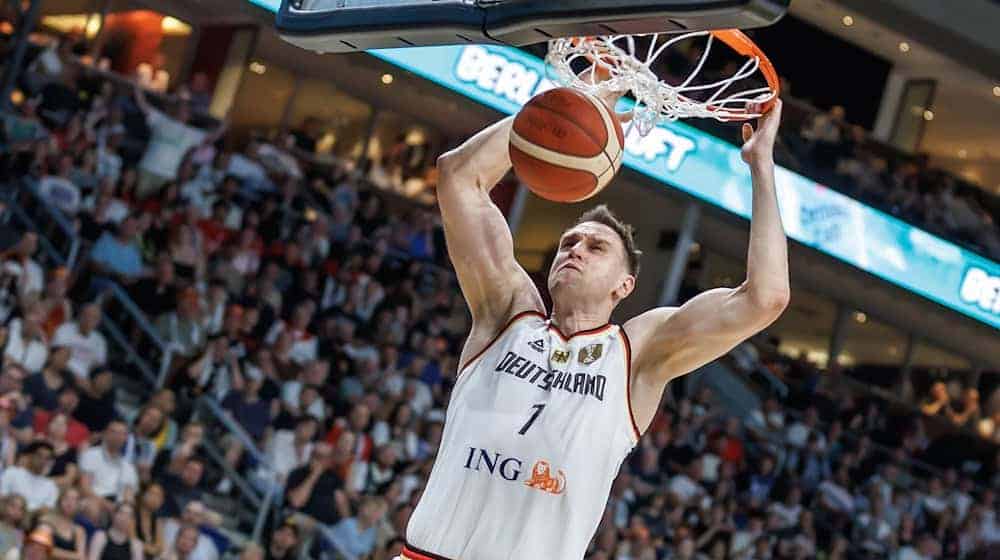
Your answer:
509;87;624;203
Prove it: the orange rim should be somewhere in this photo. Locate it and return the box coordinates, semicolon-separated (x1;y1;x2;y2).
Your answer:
572;30;780;117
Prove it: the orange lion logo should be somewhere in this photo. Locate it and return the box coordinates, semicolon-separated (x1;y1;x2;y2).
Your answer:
524;460;566;495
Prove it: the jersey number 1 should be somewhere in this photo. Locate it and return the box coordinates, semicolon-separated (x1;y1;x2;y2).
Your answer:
518;404;546;435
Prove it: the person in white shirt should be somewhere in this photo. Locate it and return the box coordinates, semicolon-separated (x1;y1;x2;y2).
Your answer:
51;302;107;381
0;441;58;511
79;420;139;506
3;304;49;373
255;416;318;496
264;302;318;366
131;85;225;198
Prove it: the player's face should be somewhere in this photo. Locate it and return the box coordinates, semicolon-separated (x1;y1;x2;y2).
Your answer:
548;222;633;304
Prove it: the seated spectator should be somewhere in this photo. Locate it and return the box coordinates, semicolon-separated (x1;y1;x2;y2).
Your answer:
79;420;139;506
324;496;387;560
37;154;81;216
0;495;22;558
44;413;82;488
135;483;167;559
264;301;318;366
3;303;50;374
87;502;143;560
51;302;107;382
89;217;146;285
1;441;58;511
263;522;299;560
127;405;166;481
39;487;86;560
74;368;118;433
128;255;177;318
23;524;56;560
38;267;73;338
286;442;350;527
156;288;207;360
260;415;317;487
159;523;202;560
22;347;73;411
33;384;90;449
161;457;207;518
162;502;219;560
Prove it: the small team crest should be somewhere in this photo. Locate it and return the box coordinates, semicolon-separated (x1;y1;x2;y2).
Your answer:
550;348;571;364
578;343;603;365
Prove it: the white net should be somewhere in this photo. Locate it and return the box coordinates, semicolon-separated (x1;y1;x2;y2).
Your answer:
546;31;776;136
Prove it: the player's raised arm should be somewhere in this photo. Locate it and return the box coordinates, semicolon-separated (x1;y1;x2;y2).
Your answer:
626;100;790;392
436;118;543;329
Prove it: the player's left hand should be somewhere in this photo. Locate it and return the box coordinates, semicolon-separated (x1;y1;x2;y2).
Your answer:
741;98;782;166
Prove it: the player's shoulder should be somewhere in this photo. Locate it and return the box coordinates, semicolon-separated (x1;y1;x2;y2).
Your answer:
623;307;679;344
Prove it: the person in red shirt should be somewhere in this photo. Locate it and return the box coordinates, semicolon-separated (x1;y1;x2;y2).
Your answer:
197;202;233;254
33;385;90;448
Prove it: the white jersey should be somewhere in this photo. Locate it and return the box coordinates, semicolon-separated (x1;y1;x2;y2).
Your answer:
404;311;640;560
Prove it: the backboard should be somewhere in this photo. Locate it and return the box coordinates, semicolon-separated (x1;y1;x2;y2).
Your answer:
276;0;790;54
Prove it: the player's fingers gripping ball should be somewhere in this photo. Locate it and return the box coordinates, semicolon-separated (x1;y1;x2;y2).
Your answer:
509;87;625;203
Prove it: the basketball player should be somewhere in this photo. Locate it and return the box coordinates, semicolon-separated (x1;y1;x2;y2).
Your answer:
400;96;789;559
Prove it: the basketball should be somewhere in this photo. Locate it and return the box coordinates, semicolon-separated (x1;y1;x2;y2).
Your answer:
509;87;624;203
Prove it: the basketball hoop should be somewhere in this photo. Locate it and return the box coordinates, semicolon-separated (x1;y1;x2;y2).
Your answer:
546;30;780;136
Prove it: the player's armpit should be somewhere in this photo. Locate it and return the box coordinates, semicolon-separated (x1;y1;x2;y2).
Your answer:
625;284;788;386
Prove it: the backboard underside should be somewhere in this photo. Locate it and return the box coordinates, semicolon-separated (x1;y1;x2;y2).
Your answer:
276;0;791;54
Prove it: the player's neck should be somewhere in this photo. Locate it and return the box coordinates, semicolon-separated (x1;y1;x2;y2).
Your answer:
549;305;611;337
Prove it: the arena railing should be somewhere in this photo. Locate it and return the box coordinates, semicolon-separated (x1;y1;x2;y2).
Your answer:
6;178;80;268
194;396;279;544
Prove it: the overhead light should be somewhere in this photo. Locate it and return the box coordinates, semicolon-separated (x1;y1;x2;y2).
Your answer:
381;73;394;85
993;86;1000;97
161;16;191;35
842;15;854;26
249;61;266;75
10;89;24;105
898;41;910;53
854;311;867;324
958;149;968;159
922;109;934;121
888;346;898;356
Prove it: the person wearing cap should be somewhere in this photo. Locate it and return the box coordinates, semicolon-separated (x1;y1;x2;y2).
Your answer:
0;440;58;511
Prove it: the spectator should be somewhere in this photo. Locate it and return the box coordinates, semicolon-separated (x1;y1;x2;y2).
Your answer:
51;303;107;382
33;385;91;449
4;302;50;373
79;420;139;505
87;502;143;560
157;288;206;360
135;483;167;559
0;441;58;511
285;442;350;528
161;457;207;518
160;524;201;560
23;347;72;411
0;495;21;559
947;388;981;429
74;368;118;433
162;502;218;560
39;487;86;560
264;522;298;560
89;217;146;285
324;496;387;560
131;86;224;198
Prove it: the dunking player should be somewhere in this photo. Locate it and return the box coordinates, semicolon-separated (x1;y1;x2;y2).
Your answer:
399;96;789;559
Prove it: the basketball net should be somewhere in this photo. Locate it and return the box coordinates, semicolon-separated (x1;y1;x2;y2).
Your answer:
546;30;780;137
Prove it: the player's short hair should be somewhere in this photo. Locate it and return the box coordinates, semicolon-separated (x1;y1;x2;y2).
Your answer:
574;204;642;278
